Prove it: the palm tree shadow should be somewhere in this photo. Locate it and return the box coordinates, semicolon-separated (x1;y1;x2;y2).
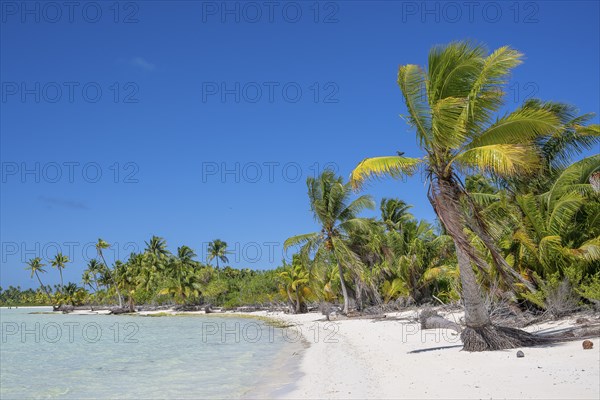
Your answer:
408;344;463;354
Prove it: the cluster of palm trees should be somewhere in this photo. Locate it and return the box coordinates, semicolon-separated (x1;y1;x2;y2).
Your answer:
24;253;86;306
283;41;599;351
23;238;237;310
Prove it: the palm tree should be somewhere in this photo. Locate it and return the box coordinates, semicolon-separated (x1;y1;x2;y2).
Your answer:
50;253;69;292
160;246;202;302
278;255;311;313
145;235;171;258
207;239;229;268
84;259;102;291
96;238;124;308
62;282;82;306
380;198;413;232
351;41;566;350
24;258;52;303
512;155;600;275
285;171;375;314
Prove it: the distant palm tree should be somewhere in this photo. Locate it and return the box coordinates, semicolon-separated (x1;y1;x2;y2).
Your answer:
145;235;171;258
278;255;311;314
285;171;374;314
62;282;81;306
96;238;123;308
207;239;229;268
81;270;97;292
380;198;413;232
85;259;102;291
25;258;52;302
351;41;564;350
160;245;201;302
50;253;69;292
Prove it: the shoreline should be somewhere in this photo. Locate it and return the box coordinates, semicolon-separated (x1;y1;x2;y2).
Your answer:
4;307;599;399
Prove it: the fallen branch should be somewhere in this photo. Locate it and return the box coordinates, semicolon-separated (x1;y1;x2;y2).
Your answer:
420;309;461;332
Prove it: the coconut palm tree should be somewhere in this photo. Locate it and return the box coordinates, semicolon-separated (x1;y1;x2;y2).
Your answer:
512;155;600;275
145;235;171;258
81;270;97;292
278;255;311;313
284;171;375;314
95;238;123;308
350;41;566;350
24;258;52;302
500;100;600;194
207;239;230;268
380;198;413;232
159;246;202;302
84;259;102;291
50;253;69;292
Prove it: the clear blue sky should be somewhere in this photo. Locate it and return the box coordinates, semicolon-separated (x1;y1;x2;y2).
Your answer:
1;0;599;288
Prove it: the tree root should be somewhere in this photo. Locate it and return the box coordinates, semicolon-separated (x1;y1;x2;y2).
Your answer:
461;324;551;352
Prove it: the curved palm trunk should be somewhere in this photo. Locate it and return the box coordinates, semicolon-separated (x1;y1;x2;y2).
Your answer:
99;253;123;308
430;176;542;351
295;290;302;314
35;272;53;303
455;245;491;327
336;261;350;314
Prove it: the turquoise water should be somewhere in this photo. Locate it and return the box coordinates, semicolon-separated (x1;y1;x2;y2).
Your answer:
0;307;303;399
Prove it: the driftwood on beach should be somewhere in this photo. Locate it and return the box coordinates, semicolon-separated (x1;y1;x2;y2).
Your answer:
418;307;600;347
419;309;462;332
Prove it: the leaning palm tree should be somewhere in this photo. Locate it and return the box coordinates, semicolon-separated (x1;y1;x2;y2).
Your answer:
96;238;124;308
207;239;229;268
25;257;52;303
50;253;69;292
284;171;375;314
351;41;568;350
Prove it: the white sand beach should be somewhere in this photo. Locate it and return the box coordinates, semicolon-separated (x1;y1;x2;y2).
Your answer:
17;306;599;398
245;310;600;400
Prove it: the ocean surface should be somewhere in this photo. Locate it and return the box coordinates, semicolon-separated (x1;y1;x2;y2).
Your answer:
0;307;303;399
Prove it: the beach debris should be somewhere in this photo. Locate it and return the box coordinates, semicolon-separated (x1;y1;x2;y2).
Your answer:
582;340;593;350
419;308;461;332
516;350;525;358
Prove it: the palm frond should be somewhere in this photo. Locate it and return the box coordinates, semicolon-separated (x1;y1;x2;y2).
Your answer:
548;191;585;236
397;64;432;146
451;144;539;177
284;232;320;250
468;107;560;149
460;46;523;133
350;156;423;189
431;96;468;149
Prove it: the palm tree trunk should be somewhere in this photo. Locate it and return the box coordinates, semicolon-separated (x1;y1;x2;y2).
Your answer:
336;260;350;314
35;272;53;303
59;268;64;292
295;291;302;314
99;253;123;308
430;176;543;351
128;295;135;312
285;286;295;314
455;245;491;327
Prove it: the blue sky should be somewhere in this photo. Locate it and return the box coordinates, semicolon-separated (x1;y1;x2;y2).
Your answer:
1;0;599;288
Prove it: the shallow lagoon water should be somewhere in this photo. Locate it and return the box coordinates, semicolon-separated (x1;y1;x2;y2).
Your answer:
0;307;303;399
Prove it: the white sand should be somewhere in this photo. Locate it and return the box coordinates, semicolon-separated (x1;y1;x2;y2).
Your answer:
18;306;598;398
245;310;600;400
